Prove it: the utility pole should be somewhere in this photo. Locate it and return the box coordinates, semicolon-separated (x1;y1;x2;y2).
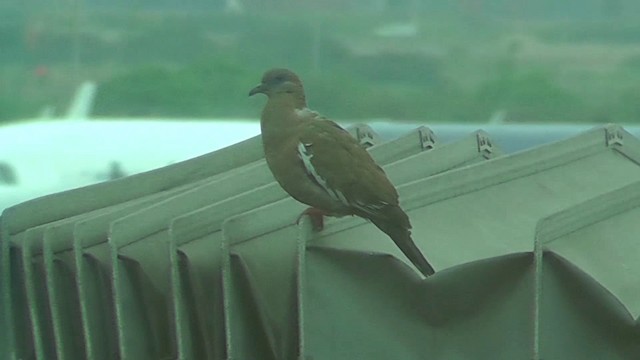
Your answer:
71;0;84;86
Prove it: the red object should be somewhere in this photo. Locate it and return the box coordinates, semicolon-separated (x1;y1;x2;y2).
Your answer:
35;66;49;78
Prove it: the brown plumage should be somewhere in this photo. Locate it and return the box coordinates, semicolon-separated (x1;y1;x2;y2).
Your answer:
249;68;435;277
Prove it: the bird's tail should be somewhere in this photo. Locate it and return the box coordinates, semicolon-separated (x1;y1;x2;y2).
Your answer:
370;207;435;277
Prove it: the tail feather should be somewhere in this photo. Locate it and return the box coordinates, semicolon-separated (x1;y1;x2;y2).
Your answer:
369;209;435;277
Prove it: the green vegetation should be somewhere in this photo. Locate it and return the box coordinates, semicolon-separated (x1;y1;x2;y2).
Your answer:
3;9;640;123
94;61;257;117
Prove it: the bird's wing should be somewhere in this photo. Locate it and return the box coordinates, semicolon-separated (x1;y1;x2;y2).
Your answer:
296;117;399;216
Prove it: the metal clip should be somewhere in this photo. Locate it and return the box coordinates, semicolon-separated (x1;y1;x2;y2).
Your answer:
605;126;624;147
346;124;378;148
476;132;493;158
418;127;436;150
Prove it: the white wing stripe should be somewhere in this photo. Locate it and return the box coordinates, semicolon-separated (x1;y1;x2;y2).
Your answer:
297;142;349;206
353;201;386;216
295;107;321;119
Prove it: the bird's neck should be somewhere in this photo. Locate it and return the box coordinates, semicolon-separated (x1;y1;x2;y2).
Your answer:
261;94;307;136
268;91;307;110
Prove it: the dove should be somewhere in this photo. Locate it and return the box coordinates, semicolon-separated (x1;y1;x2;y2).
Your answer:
250;68;434;276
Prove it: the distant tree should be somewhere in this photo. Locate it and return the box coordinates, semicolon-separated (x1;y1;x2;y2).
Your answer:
601;0;622;17
457;0;484;18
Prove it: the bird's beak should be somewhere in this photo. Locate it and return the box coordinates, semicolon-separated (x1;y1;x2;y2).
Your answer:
249;83;265;97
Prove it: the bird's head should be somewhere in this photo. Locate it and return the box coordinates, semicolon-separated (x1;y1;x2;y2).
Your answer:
249;68;305;99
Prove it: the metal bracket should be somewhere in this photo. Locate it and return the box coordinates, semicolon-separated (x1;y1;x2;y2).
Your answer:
476;132;494;158
605;126;624;147
355;126;377;148
418;127;436;150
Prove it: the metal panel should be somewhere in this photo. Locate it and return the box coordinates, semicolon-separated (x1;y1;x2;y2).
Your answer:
69;124;434;359
222;201;309;360
4;124;640;360
19;228;55;360
1;134;265;359
170;129;498;358
169;185;295;360
217;125;640;359
69;192;185;360
43;220;89;360
535;181;640;359
0;124;425;360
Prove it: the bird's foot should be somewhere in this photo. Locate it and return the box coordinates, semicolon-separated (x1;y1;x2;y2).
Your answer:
297;207;326;231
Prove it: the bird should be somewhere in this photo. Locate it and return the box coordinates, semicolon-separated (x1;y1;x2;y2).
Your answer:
249;68;435;277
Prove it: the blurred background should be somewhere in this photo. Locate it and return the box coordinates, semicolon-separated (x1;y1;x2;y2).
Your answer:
3;1;640;209
3;0;640;124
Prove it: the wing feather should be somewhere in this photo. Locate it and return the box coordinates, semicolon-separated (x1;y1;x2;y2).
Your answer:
296;117;399;213
297;141;349;206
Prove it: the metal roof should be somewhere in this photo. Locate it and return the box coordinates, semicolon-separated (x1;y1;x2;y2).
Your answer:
1;124;639;360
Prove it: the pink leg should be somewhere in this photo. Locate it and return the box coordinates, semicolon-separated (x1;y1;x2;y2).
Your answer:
297;207;326;231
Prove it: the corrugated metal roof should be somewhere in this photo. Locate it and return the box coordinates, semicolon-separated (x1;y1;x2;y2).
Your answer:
1;124;639;360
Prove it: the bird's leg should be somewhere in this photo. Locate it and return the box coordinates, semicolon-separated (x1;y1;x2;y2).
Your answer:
297;207;326;231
